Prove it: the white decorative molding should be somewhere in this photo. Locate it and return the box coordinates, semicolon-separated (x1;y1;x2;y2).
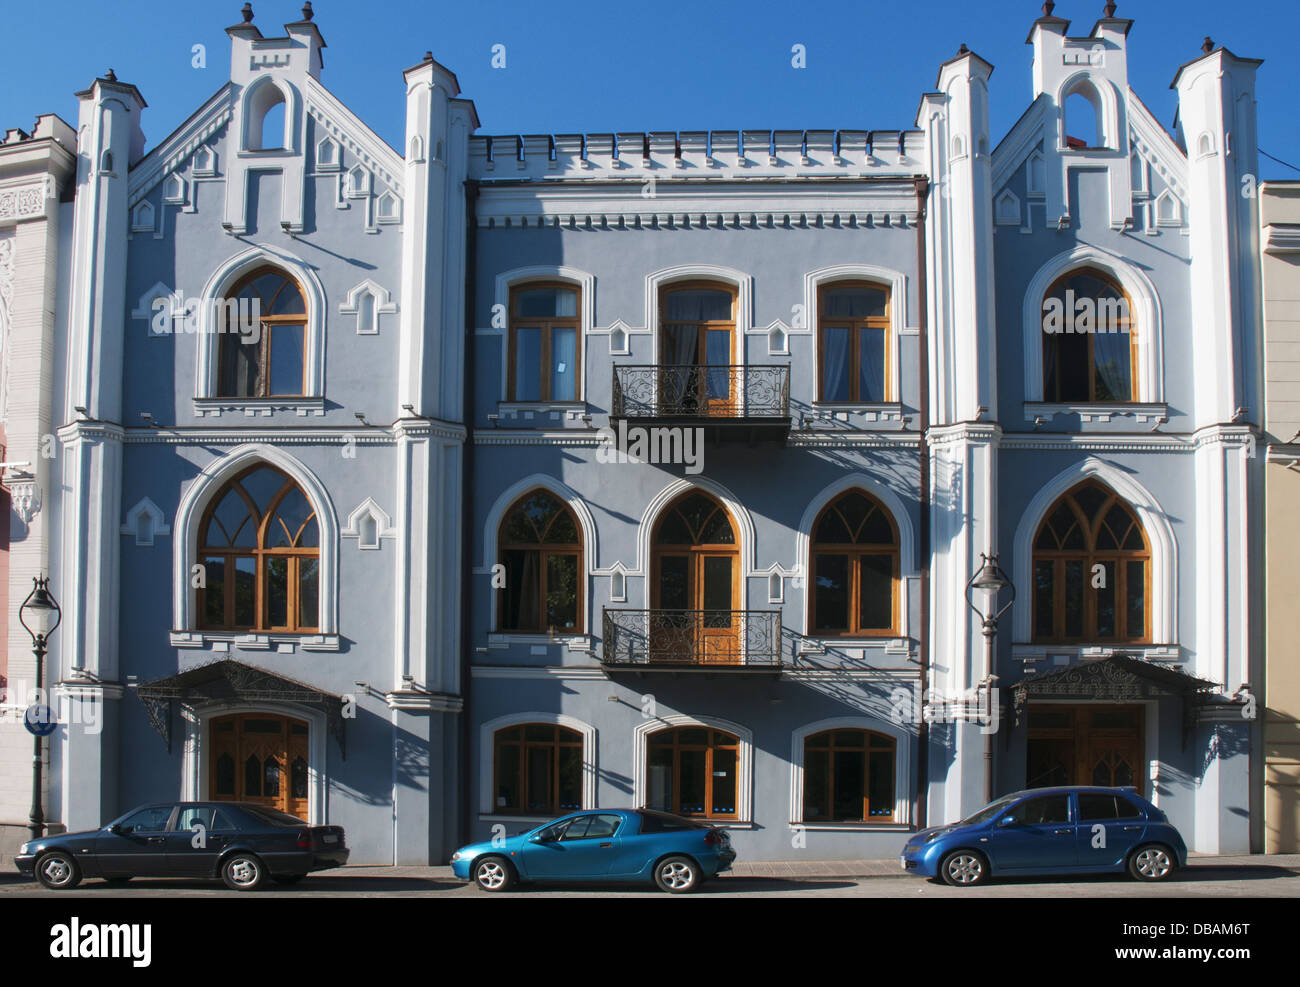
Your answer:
492;265;596;400
1264;223;1300;253
130;200;156;233
788;716;912;827
339;278;397;334
645;264;752;370
121;496;170;546
633;713;753;823
341;497;397;549
0;175;55;226
1011;456;1177;643
995;188;1021;226
1021;243;1165;404
376;190;402;224
10;480;41;524
0;234;11;421
479;712;597;814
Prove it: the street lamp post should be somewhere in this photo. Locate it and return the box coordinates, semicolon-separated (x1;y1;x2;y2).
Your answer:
19;575;61;842
965;553;1014;804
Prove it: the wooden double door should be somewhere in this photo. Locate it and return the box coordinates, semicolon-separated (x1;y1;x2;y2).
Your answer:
1026;703;1144;795
209;712;310;818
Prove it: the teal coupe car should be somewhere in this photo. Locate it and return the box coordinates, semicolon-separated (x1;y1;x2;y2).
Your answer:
451;808;736;893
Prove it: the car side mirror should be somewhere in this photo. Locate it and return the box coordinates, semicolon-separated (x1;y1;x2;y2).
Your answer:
529;834;550;844
997;815;1018;828
108;823;125;835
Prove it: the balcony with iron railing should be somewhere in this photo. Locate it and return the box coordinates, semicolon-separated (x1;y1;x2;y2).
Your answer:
601;608;785;673
610;364;791;442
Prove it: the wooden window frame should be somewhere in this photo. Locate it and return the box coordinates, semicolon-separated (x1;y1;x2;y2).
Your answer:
1041;267;1138;403
197;465;321;633
209;712;310;816
649;491;740;612
1031;482;1151;644
658;280;738;367
217;266;309;399
803;729;897;823
809;490;900;637
492;723;584;816
508;281;583;403
817;280;892;404
647;727;740;821
496;489;584;634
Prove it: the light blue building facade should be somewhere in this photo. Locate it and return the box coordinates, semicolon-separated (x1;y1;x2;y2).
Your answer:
7;4;1263;864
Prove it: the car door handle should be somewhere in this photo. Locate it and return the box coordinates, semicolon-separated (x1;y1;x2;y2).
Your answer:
599;842;613;848
1122;825;1142;831
1052;828;1072;835
147;836;166;845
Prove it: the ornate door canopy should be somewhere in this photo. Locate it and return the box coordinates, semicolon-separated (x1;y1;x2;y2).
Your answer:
136;658;346;757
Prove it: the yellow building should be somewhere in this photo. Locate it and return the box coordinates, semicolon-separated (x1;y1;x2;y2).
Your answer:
1263;181;1300;852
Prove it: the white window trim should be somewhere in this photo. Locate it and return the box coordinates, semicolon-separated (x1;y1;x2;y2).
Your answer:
1021;244;1164;404
194;244;327;401
181;700;328;825
478;712;597;816
794;473;916;640
632;713;753;823
474;474;599;637
339;278;397;335
493;265;596;402
789;716;912;828
1011;455;1177;643
341;497;397;549
121;496;170;547
803;264;909;404
171;443;340;635
645;264;752;375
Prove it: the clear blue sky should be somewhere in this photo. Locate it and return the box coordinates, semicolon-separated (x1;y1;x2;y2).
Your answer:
3;0;1297;178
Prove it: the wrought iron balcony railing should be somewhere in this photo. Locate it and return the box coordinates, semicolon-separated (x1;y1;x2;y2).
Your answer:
602;608;784;668
611;364;790;420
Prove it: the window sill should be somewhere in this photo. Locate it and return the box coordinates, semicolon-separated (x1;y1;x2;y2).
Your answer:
487;633;592;651
799;637;912;655
193;397;326;419
1011;643;1180;665
801;403;906;428
1023;402;1168;425
171;630;341;652
791;822;910;831
490;403;591;428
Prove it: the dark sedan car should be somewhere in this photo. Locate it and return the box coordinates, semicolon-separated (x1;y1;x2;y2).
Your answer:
15;801;348;891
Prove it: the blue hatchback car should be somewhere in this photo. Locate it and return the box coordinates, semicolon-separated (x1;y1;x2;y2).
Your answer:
451;808;736;893
900;786;1187;886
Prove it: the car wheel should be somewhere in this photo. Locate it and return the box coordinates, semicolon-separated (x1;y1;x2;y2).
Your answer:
104;876;132;886
1128;844;1175;882
36;851;82;890
939;850;988;887
472;856;516;892
272;874;305;886
654;855;700;894
221;853;267;891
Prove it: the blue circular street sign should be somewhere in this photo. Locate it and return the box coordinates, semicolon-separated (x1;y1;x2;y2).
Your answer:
24;705;57;737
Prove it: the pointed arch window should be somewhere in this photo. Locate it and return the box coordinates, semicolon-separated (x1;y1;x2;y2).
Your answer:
218;267;307;398
810;490;899;636
1041;268;1135;402
498;490;582;633
1032;481;1149;642
198;465;320;631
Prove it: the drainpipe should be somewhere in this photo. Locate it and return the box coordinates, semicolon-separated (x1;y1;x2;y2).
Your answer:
459;179;480;850
914;177;931;829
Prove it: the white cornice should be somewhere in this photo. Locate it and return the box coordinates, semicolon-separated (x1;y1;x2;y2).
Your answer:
304;76;404;193
1264;223;1300;253
128;85;234;206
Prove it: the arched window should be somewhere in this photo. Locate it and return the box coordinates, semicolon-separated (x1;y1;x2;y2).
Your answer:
492;723;583;815
810;490;899;636
198;465;320;631
1041;268;1134;402
659;281;737;413
803;729;896;823
246;82;287;151
1032;481;1149;642
646;727;738;819
1064;89;1102;149
818;281;890;403
509;282;581;402
497;489;582;632
217;267;307;398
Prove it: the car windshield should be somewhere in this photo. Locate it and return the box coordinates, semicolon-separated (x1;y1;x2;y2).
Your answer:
957;795;1021;827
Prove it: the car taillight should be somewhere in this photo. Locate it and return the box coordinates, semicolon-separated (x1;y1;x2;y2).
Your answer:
705;829;722;845
296;830;312;850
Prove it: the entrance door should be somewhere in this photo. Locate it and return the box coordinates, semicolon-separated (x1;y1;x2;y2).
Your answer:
651;492;740;664
1026;704;1144;795
660;283;736;416
209;713;310;819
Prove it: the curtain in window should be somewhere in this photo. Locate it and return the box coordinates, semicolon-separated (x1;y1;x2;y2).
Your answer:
823;327;850;402
1092;330;1131;401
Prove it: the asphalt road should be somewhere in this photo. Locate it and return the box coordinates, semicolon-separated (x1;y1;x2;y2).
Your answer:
3;858;1297;897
